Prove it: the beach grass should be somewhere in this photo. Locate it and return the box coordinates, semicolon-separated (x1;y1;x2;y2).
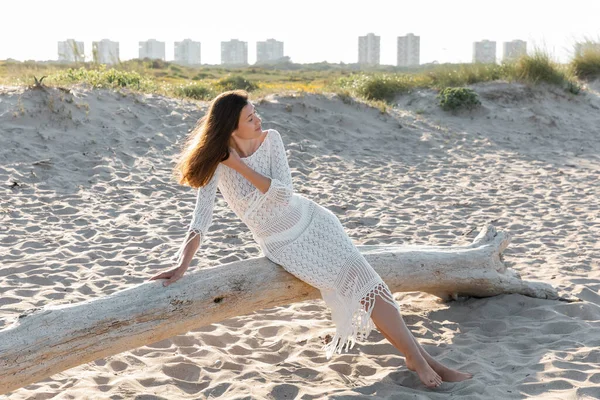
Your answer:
570;37;600;81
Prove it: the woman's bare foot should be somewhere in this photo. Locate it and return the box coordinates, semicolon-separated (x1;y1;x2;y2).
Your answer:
405;356;442;388
419;350;473;382
430;363;473;382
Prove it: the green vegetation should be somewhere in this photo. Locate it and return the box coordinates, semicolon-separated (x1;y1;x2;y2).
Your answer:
51;65;157;90
175;82;215;100
215;75;258;92
571;38;600;81
510;48;580;93
1;43;598;106
437;87;481;112
336;74;414;101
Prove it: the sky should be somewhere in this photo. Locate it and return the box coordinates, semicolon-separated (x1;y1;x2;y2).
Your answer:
1;0;599;65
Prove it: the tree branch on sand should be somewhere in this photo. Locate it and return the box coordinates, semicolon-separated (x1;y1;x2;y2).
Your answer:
30;75;47;90
0;224;575;394
29;76;71;94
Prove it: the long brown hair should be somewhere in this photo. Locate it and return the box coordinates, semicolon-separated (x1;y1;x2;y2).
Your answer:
173;90;249;188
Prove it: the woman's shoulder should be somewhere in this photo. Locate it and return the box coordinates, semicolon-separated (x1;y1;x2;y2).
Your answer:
267;128;283;142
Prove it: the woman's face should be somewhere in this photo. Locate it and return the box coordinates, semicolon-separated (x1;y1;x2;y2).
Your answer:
231;103;262;141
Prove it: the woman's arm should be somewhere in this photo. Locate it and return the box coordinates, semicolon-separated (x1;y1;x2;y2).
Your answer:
236;163;272;194
149;165;221;286
148;231;200;287
175;231;201;270
269;129;293;189
221;146;272;194
224;131;294;215
148;231;200;286
222;133;294;225
150;161;273;287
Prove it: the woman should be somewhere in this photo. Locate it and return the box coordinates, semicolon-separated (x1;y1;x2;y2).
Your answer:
149;90;472;388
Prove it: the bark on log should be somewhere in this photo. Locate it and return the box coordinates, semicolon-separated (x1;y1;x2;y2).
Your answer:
0;224;564;394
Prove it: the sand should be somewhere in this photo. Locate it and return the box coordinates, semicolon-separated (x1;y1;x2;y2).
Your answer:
1;79;599;399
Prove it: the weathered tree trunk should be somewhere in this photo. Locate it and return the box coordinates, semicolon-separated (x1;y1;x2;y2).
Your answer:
0;224;564;394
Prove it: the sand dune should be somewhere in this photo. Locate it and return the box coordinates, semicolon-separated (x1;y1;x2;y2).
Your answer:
1;80;599;399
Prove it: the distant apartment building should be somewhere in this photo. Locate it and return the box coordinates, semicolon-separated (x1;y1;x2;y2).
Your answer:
397;33;420;67
503;40;527;62
139;39;165;60
358;33;380;66
92;39;120;65
574;41;600;57
256;39;284;63
174;39;201;65
58;39;84;62
473;40;496;63
221;39;248;65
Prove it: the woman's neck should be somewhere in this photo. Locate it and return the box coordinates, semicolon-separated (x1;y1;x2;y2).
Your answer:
231;132;266;157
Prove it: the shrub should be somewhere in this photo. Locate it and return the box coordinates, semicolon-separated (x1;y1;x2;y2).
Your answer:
150;59;168;69
565;80;582;95
175;83;215;100
336;74;412;102
437;87;481;111
513;50;567;85
192;72;213;80
50;65;155;90
426;63;504;88
215;75;258;92
103;69;141;87
509;49;584;94
571;41;600;80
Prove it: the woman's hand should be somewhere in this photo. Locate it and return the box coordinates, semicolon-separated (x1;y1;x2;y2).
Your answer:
221;147;243;170
148;265;188;287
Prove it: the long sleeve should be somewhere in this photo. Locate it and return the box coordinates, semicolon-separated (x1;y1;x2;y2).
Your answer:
269;129;293;190
243;129;294;220
172;164;221;265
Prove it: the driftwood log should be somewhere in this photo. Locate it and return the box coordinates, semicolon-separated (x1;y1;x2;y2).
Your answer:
0;224;566;394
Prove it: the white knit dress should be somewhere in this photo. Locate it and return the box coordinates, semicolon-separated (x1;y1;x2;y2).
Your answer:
173;128;401;359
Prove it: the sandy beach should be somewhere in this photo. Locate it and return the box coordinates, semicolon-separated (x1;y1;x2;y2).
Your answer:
1;80;599;399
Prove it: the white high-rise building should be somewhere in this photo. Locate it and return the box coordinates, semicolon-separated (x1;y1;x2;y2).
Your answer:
174;39;201;65
221;39;248;65
473;40;496;63
503;40;527;62
58;39;84;62
358;33;380;66
139;39;165;61
256;39;284;63
92;39;120;65
397;33;420;67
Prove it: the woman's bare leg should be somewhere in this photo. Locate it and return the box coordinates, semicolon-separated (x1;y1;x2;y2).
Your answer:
367;296;473;383
376;313;473;382
364;296;442;388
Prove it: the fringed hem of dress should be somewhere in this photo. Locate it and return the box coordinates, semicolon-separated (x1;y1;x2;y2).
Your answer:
321;280;400;360
320;255;401;360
